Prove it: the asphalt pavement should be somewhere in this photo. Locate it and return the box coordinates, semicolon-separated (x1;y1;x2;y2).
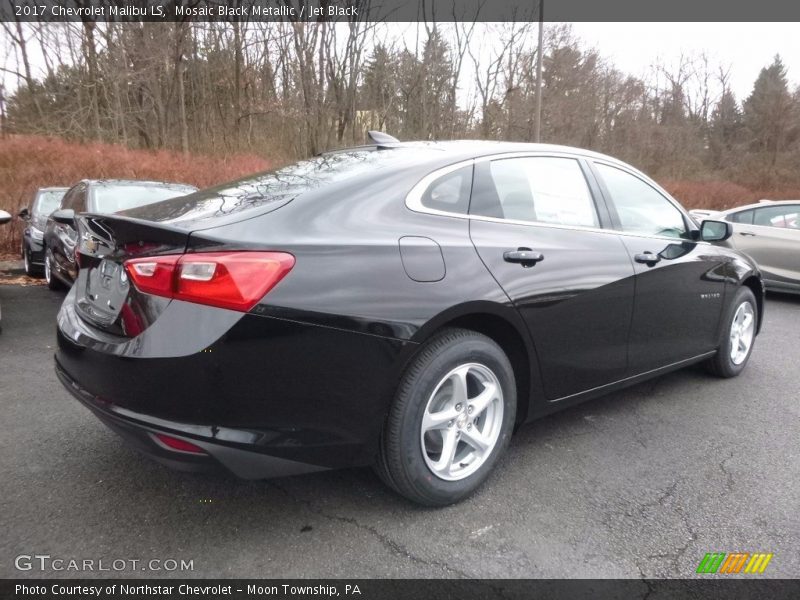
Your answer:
1;282;798;579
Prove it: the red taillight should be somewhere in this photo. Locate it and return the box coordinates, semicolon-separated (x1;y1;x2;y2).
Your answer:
152;433;207;455
124;251;294;312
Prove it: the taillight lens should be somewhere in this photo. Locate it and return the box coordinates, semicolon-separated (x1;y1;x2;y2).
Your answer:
124;251;294;312
152;433;207;455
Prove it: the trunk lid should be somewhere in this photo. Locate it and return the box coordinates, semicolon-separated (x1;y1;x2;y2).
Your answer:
73;214;190;336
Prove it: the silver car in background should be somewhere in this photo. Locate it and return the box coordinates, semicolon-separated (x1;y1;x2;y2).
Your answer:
690;200;800;294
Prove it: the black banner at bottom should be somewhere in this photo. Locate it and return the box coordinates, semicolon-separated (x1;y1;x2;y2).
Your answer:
3;579;800;600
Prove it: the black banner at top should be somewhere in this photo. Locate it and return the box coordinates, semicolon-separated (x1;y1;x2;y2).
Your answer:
3;0;800;22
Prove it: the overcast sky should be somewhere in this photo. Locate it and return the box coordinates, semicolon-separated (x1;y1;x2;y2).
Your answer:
2;22;799;104
570;22;800;101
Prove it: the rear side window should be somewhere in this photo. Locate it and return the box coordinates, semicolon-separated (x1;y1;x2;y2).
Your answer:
595;163;689;239
753;205;800;229
471;156;599;228
420;166;472;215
728;209;754;224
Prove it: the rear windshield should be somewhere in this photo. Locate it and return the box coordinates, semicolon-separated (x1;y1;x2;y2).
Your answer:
92;184;197;213
33;190;66;216
122;148;440;224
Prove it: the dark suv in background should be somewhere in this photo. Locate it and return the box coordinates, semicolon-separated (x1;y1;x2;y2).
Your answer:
19;187;68;276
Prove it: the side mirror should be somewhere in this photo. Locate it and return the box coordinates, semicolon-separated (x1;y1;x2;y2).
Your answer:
18;207;30;220
51;208;75;226
701;219;732;242
0;210;11;225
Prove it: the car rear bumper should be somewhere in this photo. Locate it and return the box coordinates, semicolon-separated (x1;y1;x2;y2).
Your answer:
55;359;331;478
55;291;411;478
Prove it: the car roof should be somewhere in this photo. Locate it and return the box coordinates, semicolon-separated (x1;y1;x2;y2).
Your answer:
76;179;197;189
723;199;800;213
329;139;627;163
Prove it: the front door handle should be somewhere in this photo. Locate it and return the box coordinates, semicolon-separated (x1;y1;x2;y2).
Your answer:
739;231;757;237
634;252;661;265
503;248;544;267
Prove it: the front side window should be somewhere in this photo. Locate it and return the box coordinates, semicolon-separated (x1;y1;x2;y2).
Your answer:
595;163;688;239
752;205;800;229
472;156;599;228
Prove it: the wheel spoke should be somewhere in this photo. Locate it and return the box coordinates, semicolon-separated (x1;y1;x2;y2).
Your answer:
432;429;459;476
470;381;498;415
461;427;490;455
422;406;458;432
449;366;470;405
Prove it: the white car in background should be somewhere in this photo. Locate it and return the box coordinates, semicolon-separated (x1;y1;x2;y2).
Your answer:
690;200;800;294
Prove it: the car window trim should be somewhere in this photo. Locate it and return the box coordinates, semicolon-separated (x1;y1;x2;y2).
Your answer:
405;152;709;244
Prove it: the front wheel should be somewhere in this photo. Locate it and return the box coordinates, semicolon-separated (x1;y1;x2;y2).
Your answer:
44;250;63;290
23;247;41;277
375;328;516;506
705;286;758;378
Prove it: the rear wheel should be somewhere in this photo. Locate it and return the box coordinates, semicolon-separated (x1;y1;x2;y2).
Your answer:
705;286;758;378
376;328;516;506
45;250;63;290
23;247;41;277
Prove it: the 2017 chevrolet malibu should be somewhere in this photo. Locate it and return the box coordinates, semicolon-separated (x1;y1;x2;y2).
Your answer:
55;137;764;506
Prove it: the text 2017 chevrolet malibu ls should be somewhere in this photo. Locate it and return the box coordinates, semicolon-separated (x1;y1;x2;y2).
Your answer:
55;137;763;506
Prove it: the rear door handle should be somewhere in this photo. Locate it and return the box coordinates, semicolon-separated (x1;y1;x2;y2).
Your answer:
634;252;661;265
739;231;757;237
503;248;544;267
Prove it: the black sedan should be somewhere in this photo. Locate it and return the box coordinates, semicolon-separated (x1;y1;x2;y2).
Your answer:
19;187;68;276
54;138;763;506
44;179;197;290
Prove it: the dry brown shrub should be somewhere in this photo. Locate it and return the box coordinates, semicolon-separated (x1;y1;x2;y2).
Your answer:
0;134;281;253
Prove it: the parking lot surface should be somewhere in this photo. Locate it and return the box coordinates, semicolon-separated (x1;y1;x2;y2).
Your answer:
1;283;798;579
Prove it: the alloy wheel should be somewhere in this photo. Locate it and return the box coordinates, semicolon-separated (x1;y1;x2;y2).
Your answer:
420;363;504;482
729;301;755;365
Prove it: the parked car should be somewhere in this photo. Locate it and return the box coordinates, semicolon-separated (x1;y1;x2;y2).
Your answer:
690;200;800;294
18;187;68;276
0;209;12;332
44;179;197;290
55;137;764;506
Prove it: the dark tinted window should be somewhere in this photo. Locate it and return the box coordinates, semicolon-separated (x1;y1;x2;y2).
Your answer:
752;205;800;229
61;184;87;213
420;166;472;214
595;163;688;239
471;157;598;227
728;209;754;224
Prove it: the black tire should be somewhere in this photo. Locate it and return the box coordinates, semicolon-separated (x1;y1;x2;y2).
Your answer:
375;328;516;506
705;286;758;378
23;247;41;277
45;250;63;291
